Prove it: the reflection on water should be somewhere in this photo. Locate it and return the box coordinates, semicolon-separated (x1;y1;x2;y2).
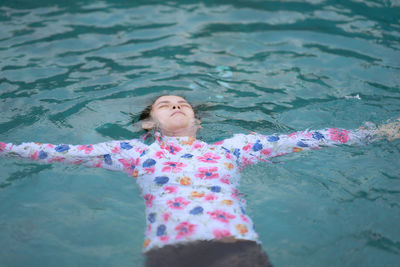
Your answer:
0;0;399;266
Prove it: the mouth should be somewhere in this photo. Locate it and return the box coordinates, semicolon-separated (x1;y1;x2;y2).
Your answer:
171;111;185;117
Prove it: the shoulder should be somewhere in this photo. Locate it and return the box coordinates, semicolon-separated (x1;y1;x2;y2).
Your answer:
219;133;265;144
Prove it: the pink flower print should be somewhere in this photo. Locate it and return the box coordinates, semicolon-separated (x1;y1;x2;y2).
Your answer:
144;194;155;207
222;174;231;180
207;210;236;224
162;212;171;222
175;222;197;240
197;152;221;163
329;128;350;144
289;131;312;140
111;146;120;153
118;158;140;176
213;229;232;239
162;162;186;173
30;151;38;160
231;189;239;200
193;142;204;149
242;157;254;167
242;144;252;151
155;151;166;159
48;156;65;163
204;193;218;201
288;132;298;139
72;160;83;165
241;214;249;223
144;167;155;174
299;131;312;138
160;236;170;242
47;144;54;148
220;177;230;185
302;132;312;138
161;143;182;154
93;161;103;168
260;148;272;156
167;197;190;210
169;143;182;154
147;224;152;233
164;186;178;194
78;144;94;154
195;167;219;179
225;153;232;160
135;147;145;154
213;140;224;145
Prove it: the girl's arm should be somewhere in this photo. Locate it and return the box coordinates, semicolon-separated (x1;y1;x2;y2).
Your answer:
219;126;377;168
375;118;400;141
0;139;148;172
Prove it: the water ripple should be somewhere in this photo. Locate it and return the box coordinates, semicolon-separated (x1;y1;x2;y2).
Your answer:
0;1;400;266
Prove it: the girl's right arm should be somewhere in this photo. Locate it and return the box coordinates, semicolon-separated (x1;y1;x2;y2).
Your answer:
0;139;148;172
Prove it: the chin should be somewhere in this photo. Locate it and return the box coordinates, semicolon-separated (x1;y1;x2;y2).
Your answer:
170;120;189;128
168;123;190;132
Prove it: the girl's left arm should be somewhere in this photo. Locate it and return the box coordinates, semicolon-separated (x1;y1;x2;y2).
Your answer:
0;139;148;172
220;127;377;167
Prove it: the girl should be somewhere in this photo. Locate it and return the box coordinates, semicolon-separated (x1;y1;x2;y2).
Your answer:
1;95;399;267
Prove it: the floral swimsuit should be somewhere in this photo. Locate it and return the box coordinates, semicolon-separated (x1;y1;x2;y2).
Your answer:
0;128;375;253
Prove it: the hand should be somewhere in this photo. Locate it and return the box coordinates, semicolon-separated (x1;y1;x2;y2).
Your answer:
376;118;400;141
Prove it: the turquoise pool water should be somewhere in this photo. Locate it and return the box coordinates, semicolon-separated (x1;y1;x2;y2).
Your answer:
1;0;400;266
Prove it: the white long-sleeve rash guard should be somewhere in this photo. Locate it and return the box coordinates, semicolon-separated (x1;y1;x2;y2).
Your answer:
0;127;375;252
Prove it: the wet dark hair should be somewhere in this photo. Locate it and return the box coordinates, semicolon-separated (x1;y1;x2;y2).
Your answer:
132;95;200;130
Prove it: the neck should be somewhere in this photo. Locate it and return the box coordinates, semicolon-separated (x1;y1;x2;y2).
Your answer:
161;126;198;138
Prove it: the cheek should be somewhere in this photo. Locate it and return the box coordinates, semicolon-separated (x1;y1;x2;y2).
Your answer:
151;111;166;124
186;109;195;118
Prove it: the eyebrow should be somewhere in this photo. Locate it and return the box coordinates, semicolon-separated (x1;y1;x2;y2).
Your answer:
155;100;189;106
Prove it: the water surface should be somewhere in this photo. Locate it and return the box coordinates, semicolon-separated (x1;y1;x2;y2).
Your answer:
1;0;400;266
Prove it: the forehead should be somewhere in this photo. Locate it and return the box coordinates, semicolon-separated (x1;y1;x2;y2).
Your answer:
154;95;188;105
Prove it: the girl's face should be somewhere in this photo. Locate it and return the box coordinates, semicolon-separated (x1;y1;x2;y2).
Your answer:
144;95;197;135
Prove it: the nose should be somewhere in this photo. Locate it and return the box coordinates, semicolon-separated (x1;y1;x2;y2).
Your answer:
172;104;181;109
